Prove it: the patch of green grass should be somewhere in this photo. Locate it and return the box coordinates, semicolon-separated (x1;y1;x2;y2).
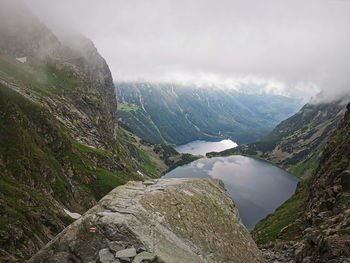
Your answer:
138;148;157;177
253;176;311;244
72;141;109;155
45;64;82;94
287;150;320;178
87;169;125;200
118;102;139;112
0;57;82;96
338;228;350;236
56;213;76;225
116;127;137;144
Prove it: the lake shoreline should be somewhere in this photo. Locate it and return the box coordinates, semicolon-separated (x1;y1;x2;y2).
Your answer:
165;139;299;229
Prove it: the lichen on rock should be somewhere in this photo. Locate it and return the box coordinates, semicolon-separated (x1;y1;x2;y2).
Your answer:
29;178;264;263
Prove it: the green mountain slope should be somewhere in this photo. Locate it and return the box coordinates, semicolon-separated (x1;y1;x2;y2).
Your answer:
209;101;347;177
0;3;192;261
116;82;303;145
256;103;350;262
207;98;348;249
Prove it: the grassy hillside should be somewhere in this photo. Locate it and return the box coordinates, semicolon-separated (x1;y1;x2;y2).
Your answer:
208;101;346;177
207;100;347;247
116;82;303;145
0;81;195;261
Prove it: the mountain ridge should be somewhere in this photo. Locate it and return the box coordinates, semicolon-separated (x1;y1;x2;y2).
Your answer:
208;99;347;177
116;81;303;145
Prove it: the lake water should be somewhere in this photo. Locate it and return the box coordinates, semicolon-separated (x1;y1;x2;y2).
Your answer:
165;140;298;229
175;139;238;155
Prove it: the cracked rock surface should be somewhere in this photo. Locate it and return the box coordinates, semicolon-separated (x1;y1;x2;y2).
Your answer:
29;178;263;263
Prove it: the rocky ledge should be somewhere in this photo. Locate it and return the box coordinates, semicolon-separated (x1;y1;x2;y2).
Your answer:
29;178;263;263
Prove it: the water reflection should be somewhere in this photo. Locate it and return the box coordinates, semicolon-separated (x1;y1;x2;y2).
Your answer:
164;155;298;229
175;139;237;155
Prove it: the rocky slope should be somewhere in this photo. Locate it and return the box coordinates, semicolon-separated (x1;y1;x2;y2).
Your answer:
209;100;347;177
117;82;302;145
0;2;192;261
290;102;350;262
208;97;349;251
0;1;116;149
246;102;350;263
29;178;264;263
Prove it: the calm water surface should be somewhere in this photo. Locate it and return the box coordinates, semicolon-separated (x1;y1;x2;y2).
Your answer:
166;140;298;229
175;139;237;155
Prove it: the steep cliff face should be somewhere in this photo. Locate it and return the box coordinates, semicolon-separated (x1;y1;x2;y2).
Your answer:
210;100;347;177
0;0;117;149
29;178;264;263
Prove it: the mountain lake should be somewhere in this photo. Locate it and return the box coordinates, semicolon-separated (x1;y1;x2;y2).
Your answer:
164;139;298;229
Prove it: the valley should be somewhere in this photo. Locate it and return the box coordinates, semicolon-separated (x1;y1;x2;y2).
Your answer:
1;1;350;263
116;82;303;145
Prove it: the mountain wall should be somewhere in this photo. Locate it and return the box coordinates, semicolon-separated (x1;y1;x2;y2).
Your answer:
0;2;190;261
209;100;347;177
207;97;349;255
29;178;264;263
257;103;350;263
116;82;302;145
291;102;350;262
0;0;117;149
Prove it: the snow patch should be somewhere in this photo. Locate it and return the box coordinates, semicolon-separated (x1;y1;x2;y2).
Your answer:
137;170;145;178
63;208;81;219
16;57;27;63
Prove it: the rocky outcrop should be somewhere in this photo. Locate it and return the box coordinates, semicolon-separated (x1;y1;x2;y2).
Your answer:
29;178;264;263
49;35;118;149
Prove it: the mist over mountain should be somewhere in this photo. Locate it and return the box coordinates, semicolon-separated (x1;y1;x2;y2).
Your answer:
24;0;350;103
1;0;350;262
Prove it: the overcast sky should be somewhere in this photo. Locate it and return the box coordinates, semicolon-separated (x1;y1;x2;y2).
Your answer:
28;0;350;101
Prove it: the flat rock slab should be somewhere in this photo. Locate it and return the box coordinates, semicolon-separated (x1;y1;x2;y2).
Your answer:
132;251;156;263
98;248;116;263
29;178;264;263
115;247;136;258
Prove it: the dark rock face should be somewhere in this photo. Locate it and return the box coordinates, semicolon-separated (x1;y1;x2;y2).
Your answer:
29;178;264;263
52;35;118;149
293;102;350;262
0;2;120;259
0;0;117;149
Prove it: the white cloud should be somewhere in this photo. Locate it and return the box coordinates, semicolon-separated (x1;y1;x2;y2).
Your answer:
24;0;350;101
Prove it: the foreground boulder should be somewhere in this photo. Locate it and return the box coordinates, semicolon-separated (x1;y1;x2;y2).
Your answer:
29;178;263;263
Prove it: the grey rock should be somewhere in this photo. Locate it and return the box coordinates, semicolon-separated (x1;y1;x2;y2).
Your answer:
115;247;137;259
98;248;116;263
132;252;156;263
29;178;264;263
108;241;124;253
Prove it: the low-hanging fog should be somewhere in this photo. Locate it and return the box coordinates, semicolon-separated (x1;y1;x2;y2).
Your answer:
21;0;350;102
